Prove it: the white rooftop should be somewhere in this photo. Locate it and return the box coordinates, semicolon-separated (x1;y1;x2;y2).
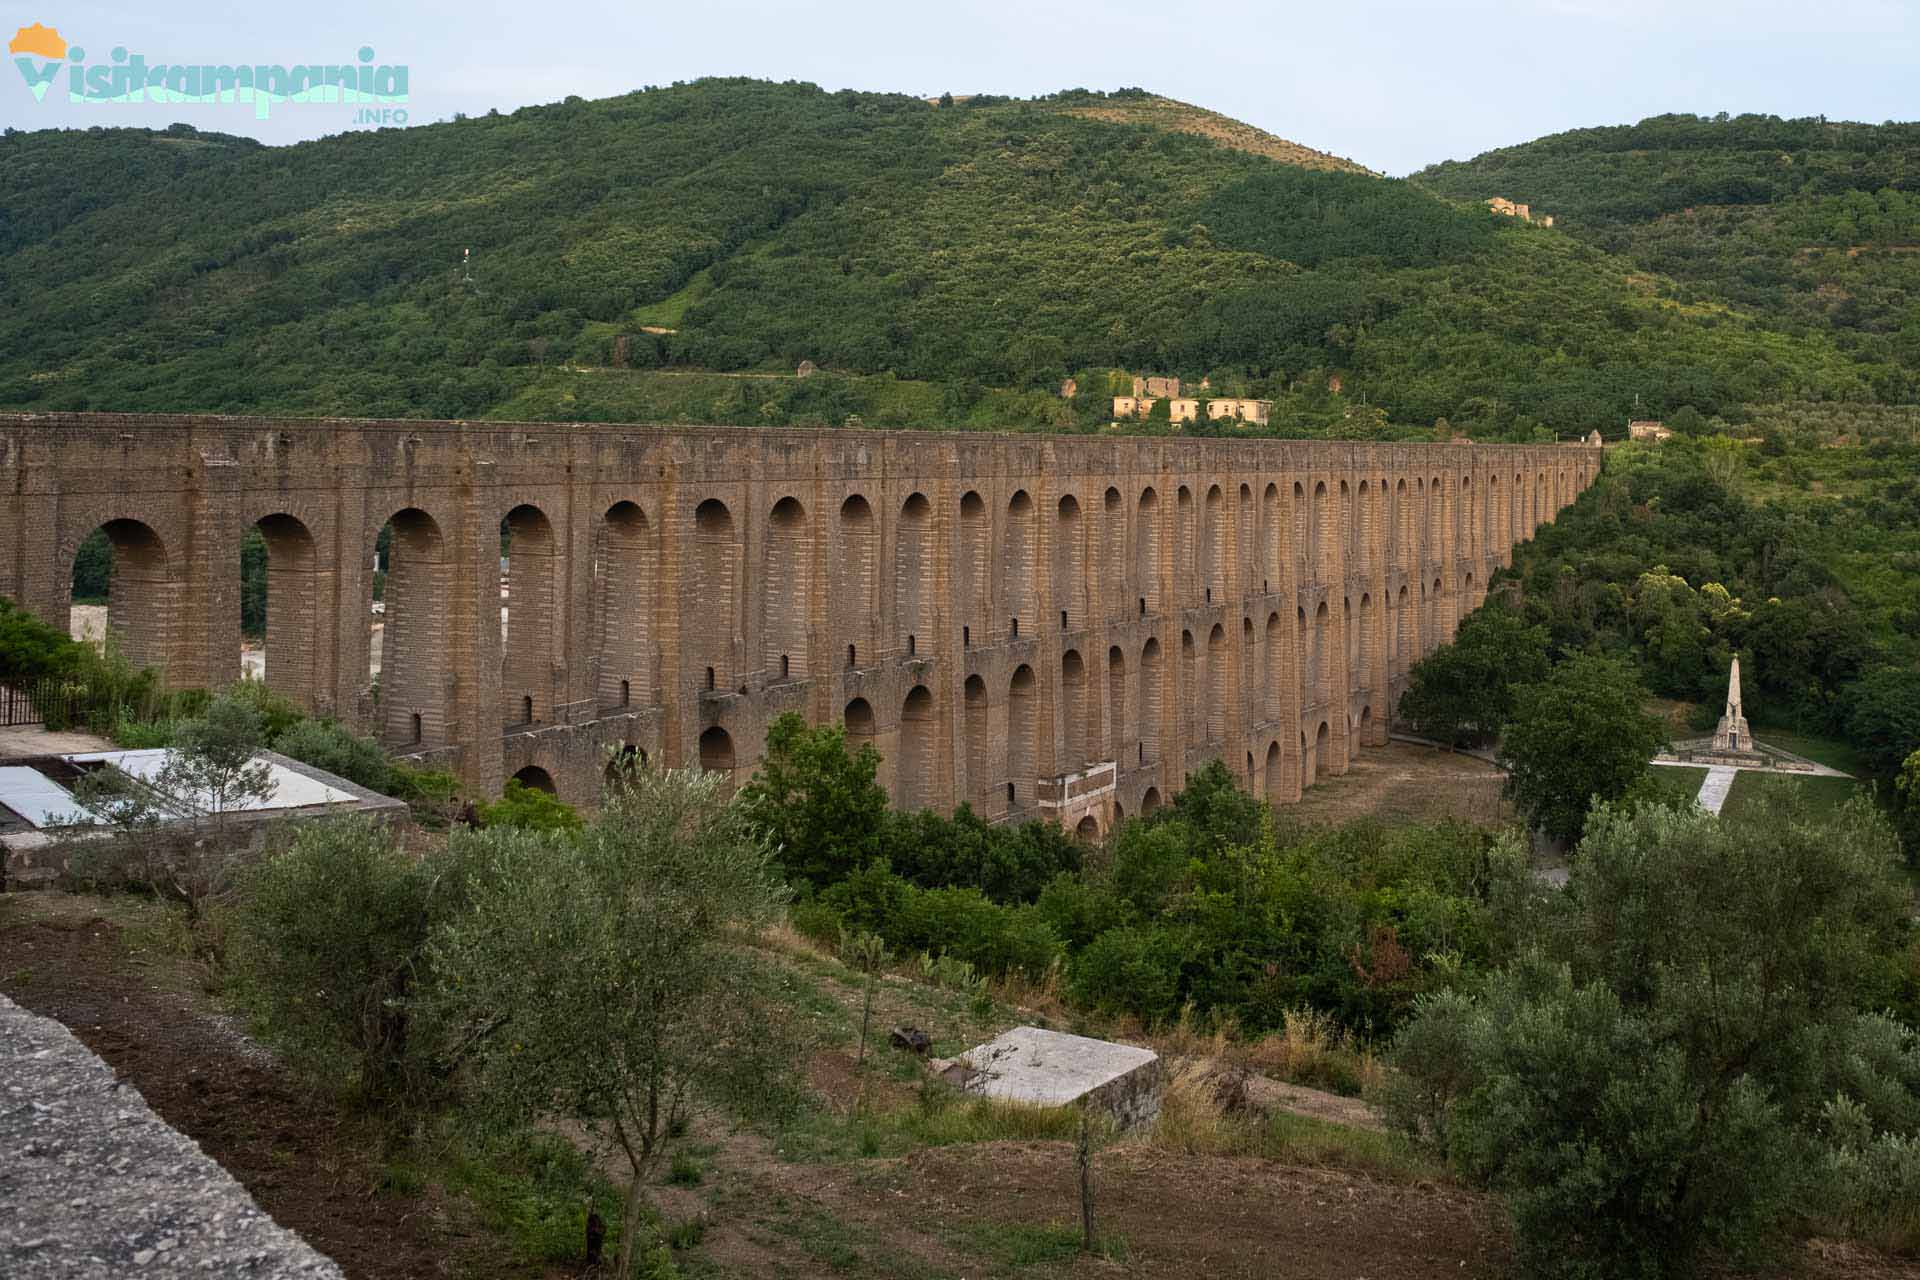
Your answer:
956;1025;1159;1109
0;749;359;830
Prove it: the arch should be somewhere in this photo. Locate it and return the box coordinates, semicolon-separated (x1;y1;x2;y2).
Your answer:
1313;481;1333;580
1202;483;1227;603
836;495;878;664
959;491;989;640
72;518;176;679
843;696;875;747
1176;485;1196;605
1102;487;1126;620
1340;479;1355;567
1181;629;1199;740
1265;611;1285;723
1061;648;1088;768
374;508;449;748
1140;786;1162;816
766;496;811;679
1007;664;1037;812
1207;623;1228;743
1354;481;1373;576
1293;482;1309;579
690;499;738;688
1107;645;1129;763
1005;490;1036;640
1314;720;1331;785
598;501;653;709
1136;487;1162;614
899;685;936;811
964;674;990;810
1054;493;1083;631
896;492;933;657
1075;815;1101;840
510;764;557;796
501;503;557;727
1487;473;1502;562
1458;474;1474;564
698;726;735;779
249;513;320;710
1139;637;1163;765
1263;482;1283;592
1238;483;1257;596
1358;592;1375;695
1312;601;1330;703
1428;475;1443;557
1394;478;1411;571
1265;739;1283;800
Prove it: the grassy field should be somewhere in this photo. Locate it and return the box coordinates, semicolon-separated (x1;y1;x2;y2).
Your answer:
1752;729;1870;776
1719;770;1867;823
1645;764;1710;806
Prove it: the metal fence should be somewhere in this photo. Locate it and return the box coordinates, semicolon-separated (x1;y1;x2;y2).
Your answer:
1;679;84;729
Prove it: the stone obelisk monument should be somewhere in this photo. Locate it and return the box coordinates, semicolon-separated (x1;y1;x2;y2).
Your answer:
1711;656;1753;754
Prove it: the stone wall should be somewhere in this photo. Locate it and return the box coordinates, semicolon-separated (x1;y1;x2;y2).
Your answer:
0;414;1600;829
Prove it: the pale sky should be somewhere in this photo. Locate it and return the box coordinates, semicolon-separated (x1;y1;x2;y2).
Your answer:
5;0;1916;174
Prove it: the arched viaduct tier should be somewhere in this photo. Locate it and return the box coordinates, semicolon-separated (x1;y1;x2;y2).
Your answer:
0;414;1599;831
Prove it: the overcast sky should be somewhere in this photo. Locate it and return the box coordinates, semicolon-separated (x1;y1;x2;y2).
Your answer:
6;0;1916;174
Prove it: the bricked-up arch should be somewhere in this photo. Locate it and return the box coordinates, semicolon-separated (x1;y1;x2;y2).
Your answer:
1101;487;1125;620
1262;483;1283;593
899;685;935;811
1004;490;1036;641
597;501;653;709
501;504;557;727
1136;487;1162;615
1207;623;1228;742
1106;645;1128;762
1054;494;1084;631
1202;484;1227;605
765;496;811;679
958;490;989;645
690;499;738;688
1061;648;1087;767
375;508;450;749
1139;637;1163;765
250;514;321;711
73;519;177;678
837;495;878;666
1007;663;1037;812
896;493;933;657
511;764;557;795
963;674;990;810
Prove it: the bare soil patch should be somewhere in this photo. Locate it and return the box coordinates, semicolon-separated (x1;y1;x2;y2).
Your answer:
1287;741;1511;828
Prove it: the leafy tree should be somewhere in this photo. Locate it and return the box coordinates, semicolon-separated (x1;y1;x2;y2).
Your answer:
429;767;802;1276
1385;790;1915;1278
1846;667;1920;778
270;718;394;794
478;778;583;833
1497;655;1667;843
1397;605;1551;747
740;711;887;886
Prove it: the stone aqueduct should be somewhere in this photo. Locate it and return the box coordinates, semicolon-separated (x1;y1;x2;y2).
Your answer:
0;414;1599;832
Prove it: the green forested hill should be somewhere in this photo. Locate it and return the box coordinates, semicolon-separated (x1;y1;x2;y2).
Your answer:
0;84;1883;434
1415;114;1920;404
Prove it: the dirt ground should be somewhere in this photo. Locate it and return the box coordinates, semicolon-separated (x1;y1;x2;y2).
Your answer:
5;890;1916;1280
1287;740;1512;828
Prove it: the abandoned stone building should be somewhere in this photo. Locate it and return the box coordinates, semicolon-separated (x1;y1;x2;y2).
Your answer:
0;414;1598;835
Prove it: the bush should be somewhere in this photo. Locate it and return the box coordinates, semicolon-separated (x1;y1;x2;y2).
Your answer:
272;718;394;793
1068;925;1190;1024
480;780;582;833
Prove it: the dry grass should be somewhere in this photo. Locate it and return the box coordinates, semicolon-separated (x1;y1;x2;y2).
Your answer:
1150;1004;1385;1098
1286;742;1513;828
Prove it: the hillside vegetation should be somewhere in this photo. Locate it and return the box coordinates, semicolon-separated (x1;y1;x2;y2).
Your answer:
1416;113;1920;404
0;82;1873;437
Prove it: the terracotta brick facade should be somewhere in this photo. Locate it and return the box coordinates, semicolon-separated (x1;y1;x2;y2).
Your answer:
0;414;1600;831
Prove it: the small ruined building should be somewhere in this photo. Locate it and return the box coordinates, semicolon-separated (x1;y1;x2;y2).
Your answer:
1629;419;1673;442
1486;197;1553;227
1112;395;1273;426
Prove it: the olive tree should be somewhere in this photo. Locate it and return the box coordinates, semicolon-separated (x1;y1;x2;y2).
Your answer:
429;766;803;1274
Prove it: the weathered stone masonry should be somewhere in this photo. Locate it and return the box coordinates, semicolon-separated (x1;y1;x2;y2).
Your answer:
0;414;1599;831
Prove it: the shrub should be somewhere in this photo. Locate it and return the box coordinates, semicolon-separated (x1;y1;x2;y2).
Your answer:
1068;925;1190;1024
480;780;583;833
272;718;394;793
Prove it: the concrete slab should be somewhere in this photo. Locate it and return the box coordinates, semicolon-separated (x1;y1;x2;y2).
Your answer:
950;1026;1163;1128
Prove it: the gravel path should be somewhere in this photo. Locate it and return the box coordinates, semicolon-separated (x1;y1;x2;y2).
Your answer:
0;992;344;1279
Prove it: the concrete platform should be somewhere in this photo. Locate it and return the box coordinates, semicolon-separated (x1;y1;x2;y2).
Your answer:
946;1026;1163;1128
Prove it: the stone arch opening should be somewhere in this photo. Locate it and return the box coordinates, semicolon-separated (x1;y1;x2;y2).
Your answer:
598;501;653;710
1265;739;1283;799
1357;592;1374;693
1313;601;1330;703
1203;484;1227;604
837;495;878;665
964;674;990;810
1136;487;1161;614
1107;645;1128;762
1062;648;1087;768
897;492;932;657
1139;637;1162;765
698;726;735;780
1005;490;1035;641
1394;478;1411;570
372;508;448;748
1314;481;1334;581
765;496;811;679
1008;663;1037;813
1076;815;1101;840
1265;611;1284;722
1354;481;1373;575
501;503;557;727
1263;482;1282;592
1176;485;1196;605
1238;482;1256;596
691;498;738;688
899;684;936;812
1395;584;1411;679
71;518;176;679
1181;629;1199;740
1314;720;1331;785
1293;481;1309;578
510;764;557;796
1140;786;1162;815
1207;623;1228;742
959;491;989;639
246;513;320;710
1102;487;1125;620
1054;493;1083;631
1428;475;1443;557
844;696;875;750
